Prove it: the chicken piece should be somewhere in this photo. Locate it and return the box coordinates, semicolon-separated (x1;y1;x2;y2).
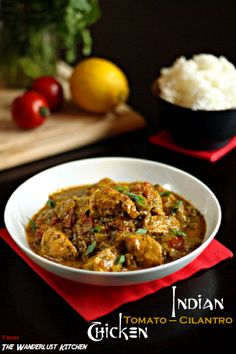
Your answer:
125;234;163;267
173;201;187;224
91;187;139;218
95;178;115;188
55;198;75;219
75;196;92;215
130;182;164;214
162;194;186;223
144;215;180;235
82;248;118;271
54;198;76;228
161;192;177;213
35;209;56;227
40;227;78;261
74;236;88;256
34;209;58;243
73;212;94;238
125;253;138;270
107;215;135;232
49;189;81;203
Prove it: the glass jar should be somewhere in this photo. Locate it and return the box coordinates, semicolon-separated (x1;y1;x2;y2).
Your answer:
0;1;58;87
0;0;101;88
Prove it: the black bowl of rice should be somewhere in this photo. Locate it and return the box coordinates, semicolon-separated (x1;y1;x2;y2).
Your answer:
153;54;236;150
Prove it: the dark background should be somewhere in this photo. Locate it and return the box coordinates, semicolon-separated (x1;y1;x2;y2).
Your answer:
92;0;236;128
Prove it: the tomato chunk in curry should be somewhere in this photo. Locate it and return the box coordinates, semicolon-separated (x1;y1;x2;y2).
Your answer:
26;178;206;272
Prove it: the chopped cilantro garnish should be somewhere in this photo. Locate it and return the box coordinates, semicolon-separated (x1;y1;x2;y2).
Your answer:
171;200;183;214
125;192;146;207
92;226;101;233
159;191;171;197
135;228;147;235
47;199;56;208
115;254;126;265
85;241;97;256
114;185;130;193
28;218;37;233
171;229;187;237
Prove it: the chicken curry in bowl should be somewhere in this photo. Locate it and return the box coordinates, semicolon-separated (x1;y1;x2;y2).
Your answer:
26;178;206;272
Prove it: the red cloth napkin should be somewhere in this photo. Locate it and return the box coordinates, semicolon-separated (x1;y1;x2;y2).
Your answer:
149;130;236;162
0;228;233;322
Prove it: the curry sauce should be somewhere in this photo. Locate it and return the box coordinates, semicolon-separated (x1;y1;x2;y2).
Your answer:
26;178;206;271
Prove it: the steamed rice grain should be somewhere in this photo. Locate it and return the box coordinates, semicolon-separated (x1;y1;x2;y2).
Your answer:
157;54;236;110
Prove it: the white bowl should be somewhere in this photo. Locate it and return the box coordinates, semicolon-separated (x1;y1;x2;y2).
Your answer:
4;157;221;286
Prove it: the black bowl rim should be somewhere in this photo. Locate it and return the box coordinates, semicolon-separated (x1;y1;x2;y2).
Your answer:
157;95;236;113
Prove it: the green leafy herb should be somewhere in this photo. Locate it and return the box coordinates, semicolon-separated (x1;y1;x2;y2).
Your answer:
159;191;171;197
115;254;126;265
114;185;129;193
135;228;147;235
171;200;183;214
171;229;187;237
0;0;101;84
28;218;37;233
47;199;56;208
92;226;101;233
125;192;146;207
85;241;97;256
61;0;101;61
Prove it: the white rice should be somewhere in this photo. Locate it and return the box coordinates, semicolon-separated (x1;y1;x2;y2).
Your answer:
157;54;236;110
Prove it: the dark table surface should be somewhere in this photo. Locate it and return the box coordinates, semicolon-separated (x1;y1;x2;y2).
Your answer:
0;129;235;354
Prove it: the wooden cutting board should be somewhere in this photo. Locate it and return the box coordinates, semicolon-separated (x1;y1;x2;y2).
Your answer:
0;90;145;171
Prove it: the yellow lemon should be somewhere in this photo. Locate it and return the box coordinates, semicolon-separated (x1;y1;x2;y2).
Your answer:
70;57;130;113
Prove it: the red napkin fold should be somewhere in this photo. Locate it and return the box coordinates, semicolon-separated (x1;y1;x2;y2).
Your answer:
149;130;236;162
0;228;233;322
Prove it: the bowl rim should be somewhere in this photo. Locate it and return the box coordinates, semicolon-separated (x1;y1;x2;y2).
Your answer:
156;94;236;113
4;156;222;278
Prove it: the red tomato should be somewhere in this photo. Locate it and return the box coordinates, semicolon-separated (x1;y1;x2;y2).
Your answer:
168;236;185;250
32;76;64;111
11;91;50;129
